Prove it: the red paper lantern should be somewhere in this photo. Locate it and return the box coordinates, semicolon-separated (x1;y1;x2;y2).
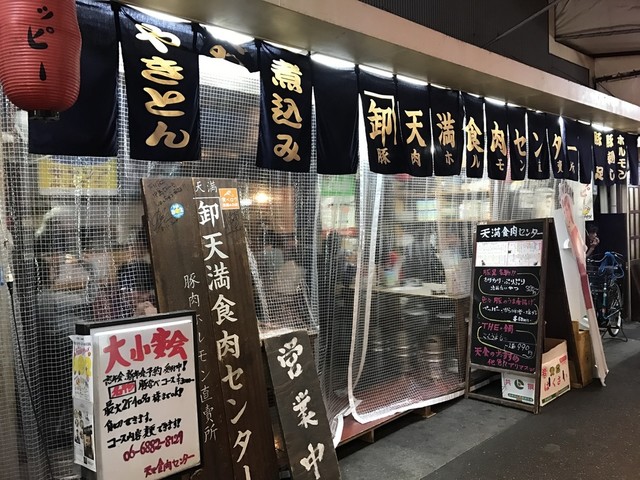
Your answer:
0;0;81;116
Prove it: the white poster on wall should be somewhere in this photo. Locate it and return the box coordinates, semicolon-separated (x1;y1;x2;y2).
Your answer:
579;181;594;221
87;313;201;480
73;397;96;470
71;335;93;402
475;240;543;267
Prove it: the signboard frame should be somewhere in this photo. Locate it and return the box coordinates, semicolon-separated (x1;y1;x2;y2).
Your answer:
464;218;572;414
75;310;202;480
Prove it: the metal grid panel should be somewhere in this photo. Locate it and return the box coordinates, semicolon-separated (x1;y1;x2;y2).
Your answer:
0;50;563;479
0;57;318;480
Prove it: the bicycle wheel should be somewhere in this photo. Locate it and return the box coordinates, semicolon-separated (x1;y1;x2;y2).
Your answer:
607;283;623;337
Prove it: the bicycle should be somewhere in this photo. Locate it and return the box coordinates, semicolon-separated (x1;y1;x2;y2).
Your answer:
586;251;626;339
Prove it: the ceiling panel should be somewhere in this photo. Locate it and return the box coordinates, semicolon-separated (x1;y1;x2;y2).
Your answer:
555;0;640;56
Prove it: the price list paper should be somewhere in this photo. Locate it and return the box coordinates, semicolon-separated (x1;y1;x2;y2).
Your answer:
91;314;201;480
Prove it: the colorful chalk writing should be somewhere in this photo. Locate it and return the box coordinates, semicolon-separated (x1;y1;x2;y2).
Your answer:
470;221;544;374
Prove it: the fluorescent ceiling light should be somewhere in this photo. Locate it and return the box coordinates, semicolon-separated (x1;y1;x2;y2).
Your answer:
359;65;393;78
204;25;254;44
485;97;506;106
265;41;307;55
591;123;613;132
396;74;428;86
311;53;354;69
130;6;188;23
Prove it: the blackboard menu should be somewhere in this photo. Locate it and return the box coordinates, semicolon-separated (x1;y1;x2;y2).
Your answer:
469;221;544;374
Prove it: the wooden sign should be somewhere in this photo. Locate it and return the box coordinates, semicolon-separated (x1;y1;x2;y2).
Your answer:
141;178;278;480
75;312;201;480
465;218;573;413
263;330;341;480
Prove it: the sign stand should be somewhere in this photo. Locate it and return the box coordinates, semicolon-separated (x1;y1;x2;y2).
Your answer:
263;330;342;480
464;218;574;414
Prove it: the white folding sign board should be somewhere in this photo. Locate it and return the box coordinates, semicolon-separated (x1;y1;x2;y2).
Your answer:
79;312;201;480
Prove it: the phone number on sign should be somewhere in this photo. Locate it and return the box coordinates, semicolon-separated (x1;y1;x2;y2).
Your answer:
123;431;184;462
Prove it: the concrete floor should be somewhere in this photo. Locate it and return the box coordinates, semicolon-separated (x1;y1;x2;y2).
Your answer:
337;322;640;480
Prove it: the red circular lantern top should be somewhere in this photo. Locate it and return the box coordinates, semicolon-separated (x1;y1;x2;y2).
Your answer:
0;0;82;113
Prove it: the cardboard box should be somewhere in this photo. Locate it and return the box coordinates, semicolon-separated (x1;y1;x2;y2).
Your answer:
569;321;593;388
502;338;571;406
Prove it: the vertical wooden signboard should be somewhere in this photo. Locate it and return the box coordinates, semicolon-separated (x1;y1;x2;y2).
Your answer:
263;330;341;480
141;178;278;480
465;219;572;413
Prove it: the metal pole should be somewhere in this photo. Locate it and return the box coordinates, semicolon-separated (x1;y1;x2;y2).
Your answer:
484;0;566;48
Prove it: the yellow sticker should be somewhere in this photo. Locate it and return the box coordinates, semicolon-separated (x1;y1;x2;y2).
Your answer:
219;188;240;210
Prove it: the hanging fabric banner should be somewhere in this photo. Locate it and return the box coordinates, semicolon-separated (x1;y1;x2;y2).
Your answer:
431;87;463;176
627;134;639;186
313;62;359;174
29;0;118;156
547;113;567;179
358;69;404;175
507;106;527;181
396;79;432;177
613;131;629;184
195;25;258;72
256;41;312;172
592;129;610;185
118;5;201;161
485;101;508;180
462;93;485;178
563;120;580;182
527;111;550;179
576;122;594;184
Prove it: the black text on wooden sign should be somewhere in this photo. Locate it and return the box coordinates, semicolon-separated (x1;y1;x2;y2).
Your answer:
263;330;341;480
142;177;278;480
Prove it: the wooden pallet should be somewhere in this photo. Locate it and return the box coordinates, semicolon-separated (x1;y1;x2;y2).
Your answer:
338;406;435;445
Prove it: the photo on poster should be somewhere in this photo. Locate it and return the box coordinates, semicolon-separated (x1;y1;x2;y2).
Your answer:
74;397;96;472
71;335;93;402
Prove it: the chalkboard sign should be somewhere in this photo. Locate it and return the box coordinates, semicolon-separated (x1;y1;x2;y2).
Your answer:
469;220;545;375
466;218;574;413
470;266;541;373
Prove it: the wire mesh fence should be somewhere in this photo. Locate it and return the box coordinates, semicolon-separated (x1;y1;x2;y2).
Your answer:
0;51;564;480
